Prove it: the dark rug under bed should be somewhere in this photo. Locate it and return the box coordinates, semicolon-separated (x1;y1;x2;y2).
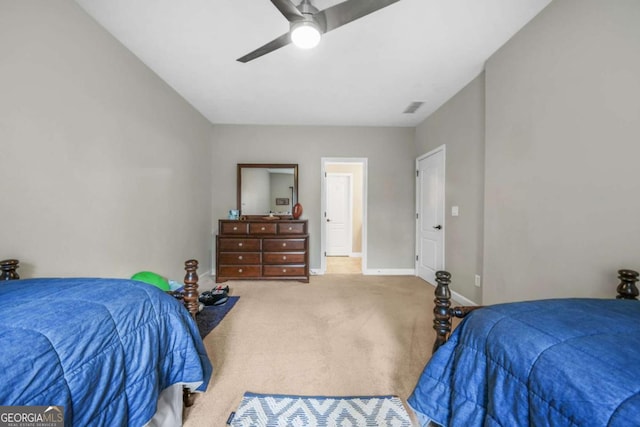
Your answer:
196;296;239;338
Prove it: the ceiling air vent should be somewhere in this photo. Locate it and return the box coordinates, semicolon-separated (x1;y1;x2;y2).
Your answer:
403;101;424;114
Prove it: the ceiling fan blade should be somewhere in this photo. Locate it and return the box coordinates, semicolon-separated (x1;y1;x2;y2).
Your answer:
316;0;402;33
237;33;291;63
270;0;304;22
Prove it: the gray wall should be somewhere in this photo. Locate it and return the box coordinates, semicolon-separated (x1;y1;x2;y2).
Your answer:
484;0;640;303
415;75;486;303
211;125;415;271
0;1;212;280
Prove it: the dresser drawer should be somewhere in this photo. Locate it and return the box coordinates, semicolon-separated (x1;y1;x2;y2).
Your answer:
263;252;305;265
278;222;306;235
218;238;261;252
220;222;248;234
219;265;261;277
263;238;306;252
249;222;277;234
219;252;261;265
263;266;307;277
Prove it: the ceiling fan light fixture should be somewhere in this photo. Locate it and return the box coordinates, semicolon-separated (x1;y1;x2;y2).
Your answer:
290;20;321;49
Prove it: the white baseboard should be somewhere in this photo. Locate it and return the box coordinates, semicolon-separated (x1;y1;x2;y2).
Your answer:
425;279;478;306
199;269;212;278
363;268;416;276
451;290;477;306
265;268;418;277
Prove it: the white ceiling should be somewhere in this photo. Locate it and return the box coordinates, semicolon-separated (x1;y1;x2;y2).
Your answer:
75;0;551;127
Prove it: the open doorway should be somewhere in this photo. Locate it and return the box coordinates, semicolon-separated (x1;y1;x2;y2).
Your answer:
320;158;367;275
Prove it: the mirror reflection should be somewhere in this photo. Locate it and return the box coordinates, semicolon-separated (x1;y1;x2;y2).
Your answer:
238;164;298;216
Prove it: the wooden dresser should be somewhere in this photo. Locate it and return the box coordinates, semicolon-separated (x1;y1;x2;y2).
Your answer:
216;219;309;283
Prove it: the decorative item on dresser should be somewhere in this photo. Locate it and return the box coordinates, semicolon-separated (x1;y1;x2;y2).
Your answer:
292;202;303;219
216;219;309;283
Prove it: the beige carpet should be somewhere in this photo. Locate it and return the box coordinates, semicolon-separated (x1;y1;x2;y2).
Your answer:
184;274;437;426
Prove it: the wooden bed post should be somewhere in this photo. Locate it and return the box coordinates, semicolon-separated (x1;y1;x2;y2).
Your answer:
183;259;199;320
616;269;639;300
182;259;200;408
430;269;639;357
433;270;452;354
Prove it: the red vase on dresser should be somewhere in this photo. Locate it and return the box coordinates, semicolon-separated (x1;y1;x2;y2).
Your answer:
292;203;303;219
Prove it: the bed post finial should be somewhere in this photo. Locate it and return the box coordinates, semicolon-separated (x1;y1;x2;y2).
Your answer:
183;259;199;320
616;269;639;300
0;259;20;281
433;270;452;354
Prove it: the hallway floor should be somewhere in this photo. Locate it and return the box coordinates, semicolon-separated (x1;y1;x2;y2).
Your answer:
325;256;362;274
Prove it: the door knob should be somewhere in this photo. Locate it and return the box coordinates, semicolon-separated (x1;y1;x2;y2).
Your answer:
433;225;442;230
326;219;331;222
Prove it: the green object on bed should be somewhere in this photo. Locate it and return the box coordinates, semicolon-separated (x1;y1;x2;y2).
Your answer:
131;271;170;291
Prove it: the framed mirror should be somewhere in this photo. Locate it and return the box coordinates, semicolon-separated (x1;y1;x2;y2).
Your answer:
237;163;298;217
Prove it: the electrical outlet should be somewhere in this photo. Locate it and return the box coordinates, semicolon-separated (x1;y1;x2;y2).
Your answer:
475;274;481;288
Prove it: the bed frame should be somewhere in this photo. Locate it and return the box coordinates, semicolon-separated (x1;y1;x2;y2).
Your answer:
0;258;203;407
0;258;201;318
432;269;640;354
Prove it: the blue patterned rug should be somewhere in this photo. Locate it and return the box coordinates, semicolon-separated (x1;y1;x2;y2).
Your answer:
196;296;239;338
228;392;412;426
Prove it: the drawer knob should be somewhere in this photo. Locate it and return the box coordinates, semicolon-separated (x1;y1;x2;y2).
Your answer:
288;226;293;230
238;255;243;260
282;256;287;260
238;268;243;273
282;243;287;247
261;226;265;231
233;226;238;231
282;269;287;273
238;242;243;247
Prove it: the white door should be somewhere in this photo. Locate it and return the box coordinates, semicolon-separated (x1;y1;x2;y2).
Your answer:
326;174;352;256
416;148;445;284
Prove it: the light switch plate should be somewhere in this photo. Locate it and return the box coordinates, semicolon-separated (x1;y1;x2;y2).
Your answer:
452;206;459;216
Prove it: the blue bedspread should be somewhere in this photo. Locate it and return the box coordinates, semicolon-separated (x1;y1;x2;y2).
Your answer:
0;278;213;426
408;299;640;427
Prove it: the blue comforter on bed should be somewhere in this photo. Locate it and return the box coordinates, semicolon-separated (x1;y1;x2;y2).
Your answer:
408;299;640;427
0;278;212;426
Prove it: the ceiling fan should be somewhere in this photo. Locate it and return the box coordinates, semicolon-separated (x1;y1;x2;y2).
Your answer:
237;0;402;63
